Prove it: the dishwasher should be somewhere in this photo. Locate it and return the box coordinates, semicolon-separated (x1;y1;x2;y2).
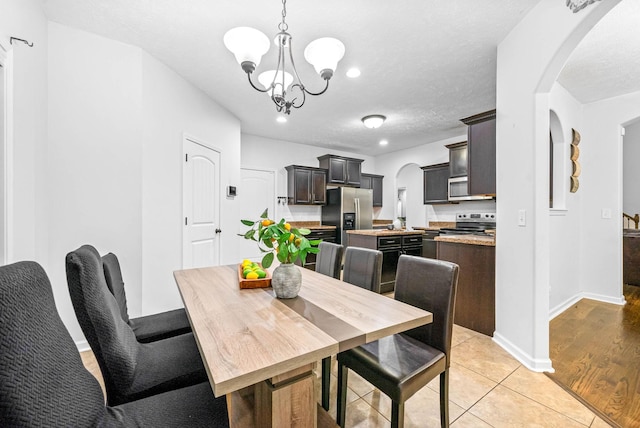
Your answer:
421;230;439;259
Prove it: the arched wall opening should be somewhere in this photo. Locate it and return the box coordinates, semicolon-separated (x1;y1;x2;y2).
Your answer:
395;163;423;228
495;0;623;371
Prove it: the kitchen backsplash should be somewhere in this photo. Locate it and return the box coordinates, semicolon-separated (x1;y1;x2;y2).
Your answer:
426;199;497;223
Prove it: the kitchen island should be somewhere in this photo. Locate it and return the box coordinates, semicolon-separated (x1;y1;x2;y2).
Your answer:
347;229;424;293
435;234;495;336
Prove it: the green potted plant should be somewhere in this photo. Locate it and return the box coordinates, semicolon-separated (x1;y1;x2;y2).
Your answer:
239;209;320;298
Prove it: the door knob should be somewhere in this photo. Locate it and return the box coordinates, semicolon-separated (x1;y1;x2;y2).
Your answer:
215;228;222;234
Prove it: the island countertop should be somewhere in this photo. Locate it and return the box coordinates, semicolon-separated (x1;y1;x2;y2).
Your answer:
346;229;424;237
435;234;495;247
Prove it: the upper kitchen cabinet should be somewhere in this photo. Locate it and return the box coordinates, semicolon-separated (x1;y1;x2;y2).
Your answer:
446;142;468;178
318;154;363;186
422;163;451;204
285;165;327;205
461;110;496;196
361;173;384;207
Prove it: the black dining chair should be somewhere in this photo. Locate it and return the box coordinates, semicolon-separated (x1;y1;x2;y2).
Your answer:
315;241;344;280
319;246;383;411
342;246;383;293
313;241;345;410
102;252;191;343
336;255;459;428
0;260;229;427
66;244;208;406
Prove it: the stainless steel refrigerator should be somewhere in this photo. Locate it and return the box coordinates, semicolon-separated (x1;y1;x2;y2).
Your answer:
321;187;373;245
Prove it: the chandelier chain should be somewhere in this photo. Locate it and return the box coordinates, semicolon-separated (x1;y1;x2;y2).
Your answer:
278;0;288;32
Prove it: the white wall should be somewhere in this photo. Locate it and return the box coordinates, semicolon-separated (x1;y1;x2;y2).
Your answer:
623;120;640;217
0;0;48;264
240;133;376;224
47;22;241;344
140;50;241;314
373;135;497;227
548;82;583;315
580;90;640;301
496;0;621;370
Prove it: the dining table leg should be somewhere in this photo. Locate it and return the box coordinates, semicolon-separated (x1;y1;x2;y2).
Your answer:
253;363;317;428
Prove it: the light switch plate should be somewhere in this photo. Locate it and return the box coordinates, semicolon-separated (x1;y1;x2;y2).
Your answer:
518;209;526;227
602;208;612;219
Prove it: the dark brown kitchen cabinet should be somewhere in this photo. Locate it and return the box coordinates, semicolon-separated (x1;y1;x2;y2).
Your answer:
318;154;363;186
437;241;495;336
300;228;337;271
348;233;423;293
361;173;384;207
461;110;496;196
446;141;468;178
422;163;451;204
285;165;327;205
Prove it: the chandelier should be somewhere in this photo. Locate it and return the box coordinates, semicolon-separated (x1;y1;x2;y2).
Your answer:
223;0;345;115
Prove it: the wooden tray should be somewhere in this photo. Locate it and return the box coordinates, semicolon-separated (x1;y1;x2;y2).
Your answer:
238;263;271;289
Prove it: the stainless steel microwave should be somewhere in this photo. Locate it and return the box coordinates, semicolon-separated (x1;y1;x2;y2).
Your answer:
448;176;493;201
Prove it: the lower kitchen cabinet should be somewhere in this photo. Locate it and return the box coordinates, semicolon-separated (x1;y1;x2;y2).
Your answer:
437;241;495;336
347;232;423;294
300;228;337;271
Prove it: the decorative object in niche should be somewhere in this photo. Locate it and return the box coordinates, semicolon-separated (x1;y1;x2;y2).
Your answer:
570;128;581;193
566;0;601;13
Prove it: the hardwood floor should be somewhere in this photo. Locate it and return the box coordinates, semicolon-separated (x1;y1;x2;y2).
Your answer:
548;284;640;428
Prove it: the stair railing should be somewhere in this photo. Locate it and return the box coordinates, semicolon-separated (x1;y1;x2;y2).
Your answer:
623;212;639;229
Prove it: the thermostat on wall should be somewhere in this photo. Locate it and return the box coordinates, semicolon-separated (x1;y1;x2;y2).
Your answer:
227;186;237;197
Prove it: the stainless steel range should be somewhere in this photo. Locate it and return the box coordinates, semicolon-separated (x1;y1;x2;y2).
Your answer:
439;213;496;236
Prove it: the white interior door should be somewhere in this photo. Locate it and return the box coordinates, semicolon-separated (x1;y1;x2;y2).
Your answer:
237;168;275;261
183;137;221;268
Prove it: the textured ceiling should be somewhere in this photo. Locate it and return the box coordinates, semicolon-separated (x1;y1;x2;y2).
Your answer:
42;0;639;155
557;0;640;104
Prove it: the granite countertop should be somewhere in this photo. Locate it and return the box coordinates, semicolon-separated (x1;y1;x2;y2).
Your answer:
412;221;456;231
288;221;336;230
346;229;424;237
435;235;495;247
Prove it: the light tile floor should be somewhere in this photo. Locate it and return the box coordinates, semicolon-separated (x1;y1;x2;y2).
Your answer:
316;325;613;428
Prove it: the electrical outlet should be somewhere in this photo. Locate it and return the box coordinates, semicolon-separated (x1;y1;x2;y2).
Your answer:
602;208;612;219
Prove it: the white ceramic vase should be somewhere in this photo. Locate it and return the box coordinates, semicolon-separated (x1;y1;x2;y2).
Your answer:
271;263;302;299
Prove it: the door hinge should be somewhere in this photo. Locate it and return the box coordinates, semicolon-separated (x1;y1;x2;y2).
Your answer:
185;217;188;226
185;153;188;162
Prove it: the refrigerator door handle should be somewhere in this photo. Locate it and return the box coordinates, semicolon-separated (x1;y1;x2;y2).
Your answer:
355;198;360;229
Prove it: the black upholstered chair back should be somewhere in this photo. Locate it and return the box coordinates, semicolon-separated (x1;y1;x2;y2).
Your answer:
66;245;140;398
102;252;130;323
0;261;106;426
315;241;344;279
394;255;459;366
342;246;383;293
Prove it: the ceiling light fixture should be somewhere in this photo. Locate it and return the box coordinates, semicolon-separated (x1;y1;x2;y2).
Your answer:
362;115;386;129
379;140;389;146
346;68;361;78
223;0;345;115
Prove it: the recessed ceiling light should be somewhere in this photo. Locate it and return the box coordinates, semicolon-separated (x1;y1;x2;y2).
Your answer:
276;116;287;123
346;68;361;78
379;140;389;146
362;115;386;129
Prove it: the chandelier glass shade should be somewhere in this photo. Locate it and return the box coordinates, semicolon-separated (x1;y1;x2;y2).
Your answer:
223;0;345;114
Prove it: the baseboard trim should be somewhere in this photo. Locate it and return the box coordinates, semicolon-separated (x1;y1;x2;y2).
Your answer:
76;340;90;352
550;291;626;320
492;332;554;372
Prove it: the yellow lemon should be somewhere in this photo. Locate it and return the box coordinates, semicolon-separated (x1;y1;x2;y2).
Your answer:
245;271;259;280
288;234;295;242
284;223;291;231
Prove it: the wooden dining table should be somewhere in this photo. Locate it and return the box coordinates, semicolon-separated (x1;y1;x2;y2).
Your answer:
174;264;432;428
